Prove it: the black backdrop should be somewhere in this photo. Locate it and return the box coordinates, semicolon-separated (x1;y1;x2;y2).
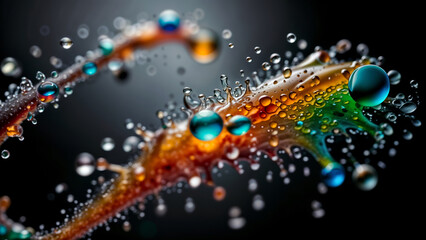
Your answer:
0;0;425;239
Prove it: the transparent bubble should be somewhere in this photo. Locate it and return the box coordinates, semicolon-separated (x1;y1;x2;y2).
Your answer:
336;39;351;53
75;152;95;176
270;53;281;64
77;24;90;39
286;33;296;43
400;102;417;114
297;39;307;50
388;70;401;85
357;43;369;56
29;45;42;58
60;37;73;49
1;57;22;77
1;150;10;159
222;29;232;39
254;46;261;54
262;62;271;71
122;136;141;152
352;164;378;191
101;137;115;151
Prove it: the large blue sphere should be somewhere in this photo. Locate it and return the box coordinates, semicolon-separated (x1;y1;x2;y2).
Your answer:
227;115;251;136
321;162;345;187
190;110;223;141
158;10;180;32
348;65;390;107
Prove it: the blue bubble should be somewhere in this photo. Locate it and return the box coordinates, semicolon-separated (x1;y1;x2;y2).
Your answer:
158;10;180;32
227;115;251;136
348;65;390;107
321;162;345;187
82;62;97;75
37;81;59;103
190;110;223;141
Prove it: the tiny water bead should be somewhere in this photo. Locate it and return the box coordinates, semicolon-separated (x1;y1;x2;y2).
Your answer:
82;62;97;75
1;150;10;159
222;29;232;39
1;57;21;77
352;164;378;191
270;53;281;64
254;46;261;54
101;137;115;151
387;70;401;85
60;37;73;49
190;110;223;141
321;162;345;187
262;62;271;71
99;38;114;55
282;67;292;79
286;33;296;43
348;65;390;107
37;81;59;103
226;115;251;136
158;10;180;32
75;152;96;177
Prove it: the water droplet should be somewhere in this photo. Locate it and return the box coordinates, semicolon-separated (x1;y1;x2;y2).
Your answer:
228;42;234;48
297;39;307;50
190;110;223;141
77;24;89;39
37;81;59;103
36;71;46;81
155;203;167;216
184;198;196;213
189;176;202;188
222;29;232;39
122;221;131;232
387;70;401;85
254;46;261;54
226;115;251;136
400;102;417;114
252;195;264;211
270;53;281;64
348;65;390;106
282;67;292;79
60;37;73;49
101;137;115;151
321;162;345;187
99;37;114;55
20;77;33;94
356;43;369;56
352;164;378;191
158;10;180;31
228;217;246;230
246;56;252;63
122;136;141;152
262;62;271;71
410;79;418;88
1;150;10;159
403;129;413;140
213;186;226;201
51;71;59;78
286;33;296;43
1;57;21;77
75;153;95;176
336;39;351;53
29;45;42;58
248;179;258;192
82;62;97;75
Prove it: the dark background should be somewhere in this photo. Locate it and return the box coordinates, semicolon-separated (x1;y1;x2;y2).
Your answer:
0;0;424;239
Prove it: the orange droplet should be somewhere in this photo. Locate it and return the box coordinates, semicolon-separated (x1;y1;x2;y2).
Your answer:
213;186;226;201
259;95;272;107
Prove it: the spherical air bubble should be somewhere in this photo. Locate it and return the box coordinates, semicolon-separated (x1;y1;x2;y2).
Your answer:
352;164;378;191
321;162;345;187
226;115;251;136
158;10;180;32
190;110;223;141
348;65;390;107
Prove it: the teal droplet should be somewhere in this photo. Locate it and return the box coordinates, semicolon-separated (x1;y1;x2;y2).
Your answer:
158;10;180;31
99;38;114;56
227;115;251;136
0;224;7;236
190;110;223;141
82;62;97;75
321;162;345;187
348;65;390;106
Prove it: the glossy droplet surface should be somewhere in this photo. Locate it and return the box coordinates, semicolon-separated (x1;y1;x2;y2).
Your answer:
226;115;251;136
60;37;73;49
190;110;223;141
37;81;59;103
352;164;378;191
82;62;97;75
99;38;114;55
348;65;390;106
158;10;180;31
75;152;95;176
321;162;345;187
